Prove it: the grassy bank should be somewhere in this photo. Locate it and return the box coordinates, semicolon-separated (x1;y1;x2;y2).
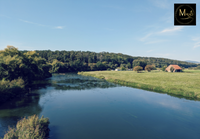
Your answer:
78;70;200;99
1;115;50;139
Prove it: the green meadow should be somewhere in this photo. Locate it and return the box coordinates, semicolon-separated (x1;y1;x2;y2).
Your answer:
78;70;200;99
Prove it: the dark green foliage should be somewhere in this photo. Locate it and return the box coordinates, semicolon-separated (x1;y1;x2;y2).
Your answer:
21;50;197;73
0;46;52;104
0;46;52;87
121;67;126;71
132;60;147;70
162;65;167;71
0;78;25;103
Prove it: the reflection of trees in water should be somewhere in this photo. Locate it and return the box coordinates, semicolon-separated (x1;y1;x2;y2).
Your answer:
33;73;119;91
0;94;42;138
0;73;119;137
53;74;119;90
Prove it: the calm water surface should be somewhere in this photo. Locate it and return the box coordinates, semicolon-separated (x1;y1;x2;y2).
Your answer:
0;73;200;139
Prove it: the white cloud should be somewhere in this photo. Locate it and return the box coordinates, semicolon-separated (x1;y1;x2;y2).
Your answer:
149;0;170;9
55;26;65;29
158;101;181;110
101;5;123;10
147;50;153;53
139;33;153;42
145;40;166;44
19;19;45;26
160;26;184;33
191;36;200;48
193;42;200;48
0;14;11;19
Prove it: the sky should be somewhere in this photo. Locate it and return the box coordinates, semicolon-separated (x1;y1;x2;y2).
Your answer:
0;0;200;62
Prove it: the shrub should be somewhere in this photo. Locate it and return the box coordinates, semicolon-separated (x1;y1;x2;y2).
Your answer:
121;67;126;71
170;66;175;72
2;115;50;139
162;66;167;71
133;66;143;73
0;78;25;103
145;65;153;72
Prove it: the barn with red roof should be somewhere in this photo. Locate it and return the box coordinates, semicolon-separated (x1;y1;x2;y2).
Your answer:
165;65;182;72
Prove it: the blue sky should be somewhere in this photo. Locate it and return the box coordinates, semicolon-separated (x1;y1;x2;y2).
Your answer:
0;0;200;62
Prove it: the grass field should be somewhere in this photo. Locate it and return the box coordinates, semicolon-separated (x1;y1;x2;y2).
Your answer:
78;70;200;99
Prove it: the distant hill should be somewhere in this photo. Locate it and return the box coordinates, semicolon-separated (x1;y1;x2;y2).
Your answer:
185;60;200;64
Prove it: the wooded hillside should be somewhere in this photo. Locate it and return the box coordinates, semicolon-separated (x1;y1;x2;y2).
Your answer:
20;50;197;72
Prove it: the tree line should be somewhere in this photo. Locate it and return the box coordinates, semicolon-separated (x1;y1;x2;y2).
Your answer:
19;49;198;73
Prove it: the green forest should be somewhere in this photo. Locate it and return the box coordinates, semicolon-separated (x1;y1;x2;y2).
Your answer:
0;45;199;103
20;49;198;73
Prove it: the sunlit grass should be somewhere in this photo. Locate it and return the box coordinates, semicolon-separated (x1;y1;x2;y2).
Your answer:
78;70;200;99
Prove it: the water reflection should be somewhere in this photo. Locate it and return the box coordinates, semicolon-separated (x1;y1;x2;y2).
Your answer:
0;94;42;137
1;73;200;139
33;73;119;91
0;73;119;138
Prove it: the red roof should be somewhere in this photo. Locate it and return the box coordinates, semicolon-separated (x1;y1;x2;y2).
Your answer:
170;65;182;69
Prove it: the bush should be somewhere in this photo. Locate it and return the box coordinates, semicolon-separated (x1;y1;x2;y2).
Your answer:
170;66;175;72
121;67;126;71
145;65;153;72
107;68;111;71
0;78;25;103
133;66;143;73
2;115;50;139
162;66;167;71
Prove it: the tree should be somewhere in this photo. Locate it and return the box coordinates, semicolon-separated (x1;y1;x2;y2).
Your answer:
170;66;175;72
162;65;167;71
0;46;52;86
145;65;153;72
133;66;143;73
121;67;126;71
132;60;147;70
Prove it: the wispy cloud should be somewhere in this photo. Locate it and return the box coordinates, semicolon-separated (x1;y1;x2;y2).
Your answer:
101;5;123;10
160;26;184;33
149;0;170;9
145;40;166;44
55;26;65;29
194;43;200;48
147;50;153;53
19;19;65;29
191;36;200;48
19;19;46;26
0;14;11;19
139;33;153;42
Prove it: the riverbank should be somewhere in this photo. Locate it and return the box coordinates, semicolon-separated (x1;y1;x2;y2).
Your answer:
78;70;200;99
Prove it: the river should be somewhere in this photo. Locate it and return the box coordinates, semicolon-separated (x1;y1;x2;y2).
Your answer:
0;73;200;139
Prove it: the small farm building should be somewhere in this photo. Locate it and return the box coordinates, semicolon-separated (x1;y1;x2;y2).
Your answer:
115;68;121;71
165;65;182;72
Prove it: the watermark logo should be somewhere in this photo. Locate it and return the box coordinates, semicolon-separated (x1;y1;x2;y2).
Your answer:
174;4;196;25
